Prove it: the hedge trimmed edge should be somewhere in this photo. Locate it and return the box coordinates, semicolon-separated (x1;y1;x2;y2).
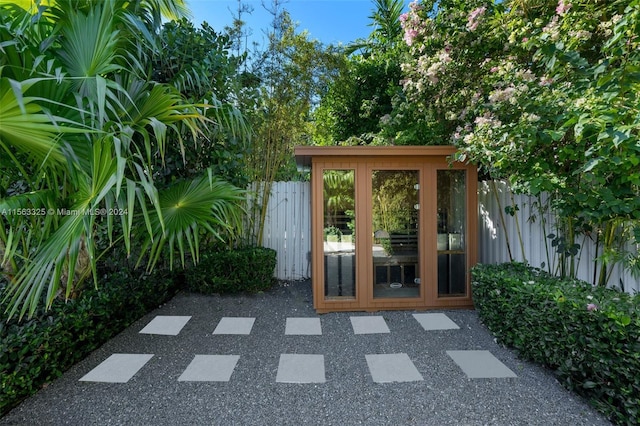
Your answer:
0;268;179;417
183;246;277;294
472;262;640;425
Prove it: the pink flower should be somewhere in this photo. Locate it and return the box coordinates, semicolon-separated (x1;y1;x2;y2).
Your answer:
522;37;529;42
404;29;419;46
556;0;571;15
490;66;499;73
467;6;487;31
399;13;408;23
539;76;554;86
409;0;422;12
587;303;598;311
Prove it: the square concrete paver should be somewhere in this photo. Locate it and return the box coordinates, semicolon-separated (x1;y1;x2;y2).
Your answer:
276;354;325;383
178;355;240;382
139;316;191;336
365;353;424;383
350;316;390;334
447;350;517;378
412;313;460;331
285;317;322;335
213;317;255;335
79;354;154;383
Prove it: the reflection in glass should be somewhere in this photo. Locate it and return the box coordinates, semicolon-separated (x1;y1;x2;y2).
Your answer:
437;170;467;296
323;170;355;298
371;170;420;299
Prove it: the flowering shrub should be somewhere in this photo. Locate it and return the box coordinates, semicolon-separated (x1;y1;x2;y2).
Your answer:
472;263;640;424
390;0;640;283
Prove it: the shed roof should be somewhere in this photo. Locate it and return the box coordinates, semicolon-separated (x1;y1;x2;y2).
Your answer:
294;146;459;168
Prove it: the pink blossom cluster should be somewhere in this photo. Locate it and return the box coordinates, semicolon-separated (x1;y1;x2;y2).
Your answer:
539;76;554;86
543;15;560;40
400;1;424;46
474;113;501;128
410;49;452;87
488;86;517;104
556;0;572;16
466;6;487;32
516;69;536;82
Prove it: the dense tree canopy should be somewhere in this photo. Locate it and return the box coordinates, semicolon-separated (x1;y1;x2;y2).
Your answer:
312;0;406;145
314;0;638;282
152;18;252;187
391;0;639;282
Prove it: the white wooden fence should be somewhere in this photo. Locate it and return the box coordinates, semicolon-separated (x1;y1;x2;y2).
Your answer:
478;181;639;293
256;181;639;293
251;182;311;281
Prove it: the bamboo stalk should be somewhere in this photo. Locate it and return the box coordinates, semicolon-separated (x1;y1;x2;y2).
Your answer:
509;190;527;264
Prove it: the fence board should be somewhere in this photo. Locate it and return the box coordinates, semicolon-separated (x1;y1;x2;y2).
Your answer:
252;181;311;281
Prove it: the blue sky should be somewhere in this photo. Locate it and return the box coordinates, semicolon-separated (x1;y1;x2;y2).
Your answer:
185;0;388;48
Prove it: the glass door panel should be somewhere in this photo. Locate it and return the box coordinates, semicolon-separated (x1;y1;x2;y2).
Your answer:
437;170;467;297
371;170;420;299
323;170;356;298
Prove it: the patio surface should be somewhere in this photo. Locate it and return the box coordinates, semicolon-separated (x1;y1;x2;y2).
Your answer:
0;281;611;425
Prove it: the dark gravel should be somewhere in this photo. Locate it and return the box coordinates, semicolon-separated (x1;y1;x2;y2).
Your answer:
1;280;611;426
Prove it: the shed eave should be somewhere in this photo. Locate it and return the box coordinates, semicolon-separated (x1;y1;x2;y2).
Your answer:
294;145;459;168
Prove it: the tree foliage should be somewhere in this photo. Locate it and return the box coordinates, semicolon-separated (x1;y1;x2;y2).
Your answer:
313;0;407;146
152;18;253;187
243;1;342;244
393;0;639;283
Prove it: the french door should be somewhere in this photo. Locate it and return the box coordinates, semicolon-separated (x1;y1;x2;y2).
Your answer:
315;159;474;312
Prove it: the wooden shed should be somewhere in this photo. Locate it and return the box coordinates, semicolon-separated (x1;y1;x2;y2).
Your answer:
294;146;478;313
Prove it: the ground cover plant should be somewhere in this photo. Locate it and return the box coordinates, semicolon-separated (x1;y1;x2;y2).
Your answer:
472;263;640;424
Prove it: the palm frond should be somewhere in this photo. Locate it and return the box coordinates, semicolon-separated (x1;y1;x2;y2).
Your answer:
0;77;89;166
141;172;246;271
56;1;123;96
0;135;122;320
201;96;250;143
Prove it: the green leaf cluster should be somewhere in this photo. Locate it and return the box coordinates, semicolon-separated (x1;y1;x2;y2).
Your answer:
0;0;250;319
313;0;406;146
183;246;277;294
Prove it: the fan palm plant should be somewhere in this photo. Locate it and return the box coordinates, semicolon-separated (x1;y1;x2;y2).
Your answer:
0;0;249;319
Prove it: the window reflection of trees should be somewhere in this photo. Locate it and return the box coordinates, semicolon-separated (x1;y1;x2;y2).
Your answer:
371;170;418;234
323;170;355;236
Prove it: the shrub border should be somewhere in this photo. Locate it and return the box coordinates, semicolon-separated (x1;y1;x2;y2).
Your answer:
471;262;640;425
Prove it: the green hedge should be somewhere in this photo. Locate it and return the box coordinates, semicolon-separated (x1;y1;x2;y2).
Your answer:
183;246;277;294
0;268;180;417
472;263;640;425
